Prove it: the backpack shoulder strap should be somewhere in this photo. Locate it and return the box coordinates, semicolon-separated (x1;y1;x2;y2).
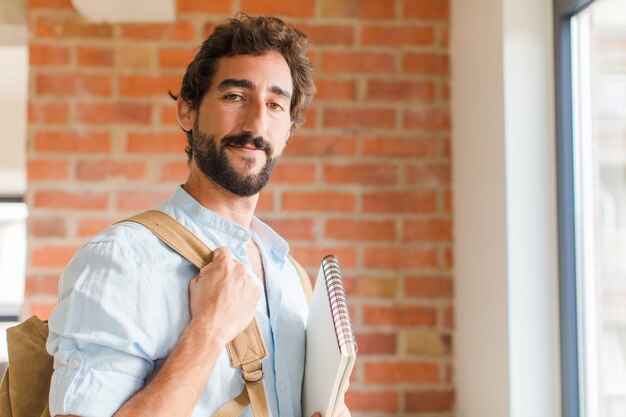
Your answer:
123;210;213;269
121;210;268;417
287;255;312;305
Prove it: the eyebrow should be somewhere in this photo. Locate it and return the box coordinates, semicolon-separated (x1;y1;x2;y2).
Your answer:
270;85;291;100
217;78;291;100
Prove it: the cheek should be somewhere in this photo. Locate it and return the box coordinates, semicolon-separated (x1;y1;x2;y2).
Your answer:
200;108;237;136
272;129;290;156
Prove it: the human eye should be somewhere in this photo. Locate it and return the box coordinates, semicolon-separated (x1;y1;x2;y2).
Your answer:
223;93;244;102
267;101;285;112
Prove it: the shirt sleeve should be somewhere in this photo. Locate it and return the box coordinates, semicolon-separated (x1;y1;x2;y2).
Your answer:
47;233;167;417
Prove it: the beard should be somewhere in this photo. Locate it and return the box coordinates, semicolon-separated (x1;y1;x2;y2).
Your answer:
191;127;278;197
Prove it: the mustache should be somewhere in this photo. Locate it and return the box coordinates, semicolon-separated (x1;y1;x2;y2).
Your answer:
221;133;272;154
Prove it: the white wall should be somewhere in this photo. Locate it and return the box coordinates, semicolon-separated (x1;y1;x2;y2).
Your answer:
0;25;27;196
451;0;510;414
503;1;561;416
71;0;175;22
451;0;561;416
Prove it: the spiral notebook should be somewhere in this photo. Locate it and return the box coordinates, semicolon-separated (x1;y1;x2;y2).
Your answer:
302;255;357;417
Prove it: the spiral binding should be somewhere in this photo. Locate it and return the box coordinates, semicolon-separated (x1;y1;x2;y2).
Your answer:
321;254;358;356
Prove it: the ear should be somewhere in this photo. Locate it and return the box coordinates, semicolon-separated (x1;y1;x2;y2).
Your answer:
176;96;195;132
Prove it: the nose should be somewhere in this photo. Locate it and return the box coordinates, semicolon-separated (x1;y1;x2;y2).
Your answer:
241;98;268;138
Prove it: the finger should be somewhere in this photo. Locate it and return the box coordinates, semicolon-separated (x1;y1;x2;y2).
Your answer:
199;246;232;272
212;246;231;259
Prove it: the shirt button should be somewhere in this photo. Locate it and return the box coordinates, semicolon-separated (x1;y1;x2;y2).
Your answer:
70;360;79;369
236;229;246;239
280;383;285;392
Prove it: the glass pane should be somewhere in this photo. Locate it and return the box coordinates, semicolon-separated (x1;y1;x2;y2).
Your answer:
0;201;26;370
0;202;27;311
571;1;626;417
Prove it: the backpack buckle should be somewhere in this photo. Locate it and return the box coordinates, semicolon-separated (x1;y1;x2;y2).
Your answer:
241;363;264;385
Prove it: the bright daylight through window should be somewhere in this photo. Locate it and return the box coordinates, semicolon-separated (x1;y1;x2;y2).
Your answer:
0;201;27;315
571;0;626;416
0;30;28;373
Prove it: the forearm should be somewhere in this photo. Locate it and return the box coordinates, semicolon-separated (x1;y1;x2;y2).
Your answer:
113;319;226;417
55;248;259;417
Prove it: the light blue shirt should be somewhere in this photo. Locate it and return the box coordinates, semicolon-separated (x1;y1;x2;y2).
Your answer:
47;186;309;417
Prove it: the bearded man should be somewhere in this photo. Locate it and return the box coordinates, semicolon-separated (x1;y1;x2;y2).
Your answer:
47;13;350;417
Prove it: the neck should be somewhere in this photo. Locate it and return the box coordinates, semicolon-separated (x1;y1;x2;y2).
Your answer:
183;168;259;229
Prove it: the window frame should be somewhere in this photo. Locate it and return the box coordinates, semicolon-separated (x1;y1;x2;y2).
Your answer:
553;1;597;416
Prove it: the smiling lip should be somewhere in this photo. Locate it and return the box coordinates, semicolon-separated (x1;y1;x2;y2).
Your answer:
228;144;263;152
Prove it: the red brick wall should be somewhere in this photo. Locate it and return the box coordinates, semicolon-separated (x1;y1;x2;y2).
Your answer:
25;0;452;415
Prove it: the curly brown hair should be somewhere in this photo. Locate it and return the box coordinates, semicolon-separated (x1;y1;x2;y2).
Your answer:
171;13;316;160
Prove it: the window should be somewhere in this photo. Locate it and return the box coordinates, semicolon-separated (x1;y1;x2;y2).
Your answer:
0;198;27;318
556;0;626;416
0;24;28;370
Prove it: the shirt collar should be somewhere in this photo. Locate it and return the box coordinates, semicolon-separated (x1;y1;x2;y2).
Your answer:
169;185;289;260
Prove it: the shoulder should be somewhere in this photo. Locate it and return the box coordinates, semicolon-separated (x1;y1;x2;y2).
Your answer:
90;219;156;247
68;221;164;269
57;217;182;296
85;212;188;259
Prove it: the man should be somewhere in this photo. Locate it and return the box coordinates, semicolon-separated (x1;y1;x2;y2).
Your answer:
47;13;350;417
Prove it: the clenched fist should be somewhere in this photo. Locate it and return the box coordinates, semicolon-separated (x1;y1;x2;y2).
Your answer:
188;246;261;345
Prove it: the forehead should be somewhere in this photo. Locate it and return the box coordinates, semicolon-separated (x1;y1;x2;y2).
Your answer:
211;51;293;95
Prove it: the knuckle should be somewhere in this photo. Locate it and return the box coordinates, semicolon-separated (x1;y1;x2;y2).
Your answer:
223;259;236;273
251;285;261;299
213;246;228;259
